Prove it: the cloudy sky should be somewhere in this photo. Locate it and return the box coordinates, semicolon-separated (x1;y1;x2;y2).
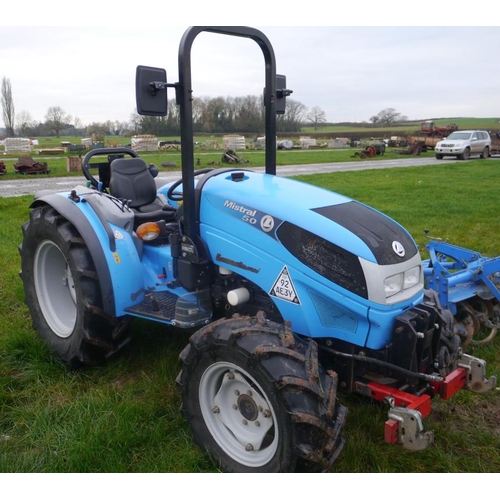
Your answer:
1;9;499;127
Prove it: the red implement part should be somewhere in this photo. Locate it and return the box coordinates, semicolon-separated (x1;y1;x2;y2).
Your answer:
366;366;469;445
431;367;468;399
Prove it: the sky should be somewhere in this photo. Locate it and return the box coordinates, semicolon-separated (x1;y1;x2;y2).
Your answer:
1;6;499;128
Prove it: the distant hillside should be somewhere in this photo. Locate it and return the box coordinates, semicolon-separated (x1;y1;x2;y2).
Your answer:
301;117;500;137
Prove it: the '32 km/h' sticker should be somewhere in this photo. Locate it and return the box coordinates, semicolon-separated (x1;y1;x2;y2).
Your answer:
269;266;301;305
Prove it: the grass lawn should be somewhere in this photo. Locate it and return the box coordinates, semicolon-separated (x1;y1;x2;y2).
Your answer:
0;160;499;473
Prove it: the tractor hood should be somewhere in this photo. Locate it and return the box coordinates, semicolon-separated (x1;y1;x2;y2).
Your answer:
198;170;423;306
200;170;418;266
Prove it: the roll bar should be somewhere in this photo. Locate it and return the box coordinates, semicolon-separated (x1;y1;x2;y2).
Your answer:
177;26;279;242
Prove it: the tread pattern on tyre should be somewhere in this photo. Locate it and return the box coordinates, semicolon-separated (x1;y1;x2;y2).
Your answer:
19;205;132;368
177;311;347;472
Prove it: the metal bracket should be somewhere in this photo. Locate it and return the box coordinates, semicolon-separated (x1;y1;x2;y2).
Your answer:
387;406;434;451
458;353;497;393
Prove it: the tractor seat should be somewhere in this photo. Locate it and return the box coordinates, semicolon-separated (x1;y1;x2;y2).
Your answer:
109;157;176;225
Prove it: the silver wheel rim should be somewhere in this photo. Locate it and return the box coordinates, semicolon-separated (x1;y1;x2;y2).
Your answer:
34;240;77;338
199;361;279;468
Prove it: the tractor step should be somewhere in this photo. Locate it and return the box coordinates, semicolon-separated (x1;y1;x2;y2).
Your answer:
125;291;178;321
125;289;213;327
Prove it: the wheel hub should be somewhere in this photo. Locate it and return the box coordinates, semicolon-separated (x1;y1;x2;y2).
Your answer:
237;393;259;421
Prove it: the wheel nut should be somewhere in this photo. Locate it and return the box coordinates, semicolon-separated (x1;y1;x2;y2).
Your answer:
242;419;248;425
212;406;220;414
245;444;254;451
262;409;271;418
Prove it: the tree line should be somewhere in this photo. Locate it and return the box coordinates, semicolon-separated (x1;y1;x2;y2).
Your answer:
1;76;330;138
2;75;407;138
134;96;323;137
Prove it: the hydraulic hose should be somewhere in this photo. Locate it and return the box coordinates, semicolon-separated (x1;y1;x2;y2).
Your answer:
320;346;444;383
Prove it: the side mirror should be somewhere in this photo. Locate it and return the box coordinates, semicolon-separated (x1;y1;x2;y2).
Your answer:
136;65;168;116
264;74;293;115
276;74;292;115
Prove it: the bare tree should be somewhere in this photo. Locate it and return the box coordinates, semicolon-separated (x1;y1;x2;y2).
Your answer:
16;110;33;136
1;77;15;137
306;106;327;131
372;108;406;127
73;116;83;136
129;110;142;135
277;99;306;133
45;106;70;137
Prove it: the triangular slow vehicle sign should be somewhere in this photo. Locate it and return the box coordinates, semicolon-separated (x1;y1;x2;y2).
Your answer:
269;266;301;305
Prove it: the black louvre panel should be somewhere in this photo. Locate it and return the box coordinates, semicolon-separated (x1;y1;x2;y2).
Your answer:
277;222;367;298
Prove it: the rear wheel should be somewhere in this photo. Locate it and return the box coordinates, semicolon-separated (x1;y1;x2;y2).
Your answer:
177;312;346;472
19;205;132;368
480;146;489;159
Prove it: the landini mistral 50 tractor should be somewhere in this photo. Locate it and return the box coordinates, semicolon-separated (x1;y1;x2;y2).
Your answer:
20;26;496;473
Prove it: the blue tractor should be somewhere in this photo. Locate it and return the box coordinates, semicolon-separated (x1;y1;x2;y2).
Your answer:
19;26;496;472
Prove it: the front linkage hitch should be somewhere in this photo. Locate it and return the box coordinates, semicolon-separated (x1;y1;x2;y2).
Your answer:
381;353;495;451
322;290;496;452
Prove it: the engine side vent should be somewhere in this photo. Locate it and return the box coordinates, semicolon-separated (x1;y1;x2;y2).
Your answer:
277;222;367;298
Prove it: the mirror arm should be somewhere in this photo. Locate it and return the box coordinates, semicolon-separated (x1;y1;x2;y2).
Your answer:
149;81;178;95
277;88;293;98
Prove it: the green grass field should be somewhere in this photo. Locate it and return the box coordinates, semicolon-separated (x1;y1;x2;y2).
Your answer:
0;159;499;473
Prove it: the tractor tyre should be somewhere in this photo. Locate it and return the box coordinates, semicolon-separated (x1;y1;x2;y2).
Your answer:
19;205;132;368
176;311;347;473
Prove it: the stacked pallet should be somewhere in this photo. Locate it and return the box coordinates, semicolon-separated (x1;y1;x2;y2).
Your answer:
131;135;158;151
299;137;317;149
223;135;246;150
4;138;32;153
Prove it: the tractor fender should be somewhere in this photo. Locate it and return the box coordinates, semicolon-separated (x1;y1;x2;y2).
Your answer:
30;189;144;318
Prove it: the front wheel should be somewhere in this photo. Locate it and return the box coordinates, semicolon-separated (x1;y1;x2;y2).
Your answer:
435;153;443;160
480;146;489;159
458;148;470;160
177;312;346;472
19;205;132;368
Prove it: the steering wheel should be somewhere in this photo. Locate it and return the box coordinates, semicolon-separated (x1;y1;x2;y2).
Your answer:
167;168;214;201
82;147;139;189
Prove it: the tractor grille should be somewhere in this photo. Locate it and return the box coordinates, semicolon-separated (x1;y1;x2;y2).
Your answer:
277;222;367;298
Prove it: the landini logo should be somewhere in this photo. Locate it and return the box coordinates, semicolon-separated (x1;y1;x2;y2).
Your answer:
392;241;405;257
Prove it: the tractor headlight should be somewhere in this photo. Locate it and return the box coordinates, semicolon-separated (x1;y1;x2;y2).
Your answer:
384;274;403;298
403;266;421;290
384;266;421;298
